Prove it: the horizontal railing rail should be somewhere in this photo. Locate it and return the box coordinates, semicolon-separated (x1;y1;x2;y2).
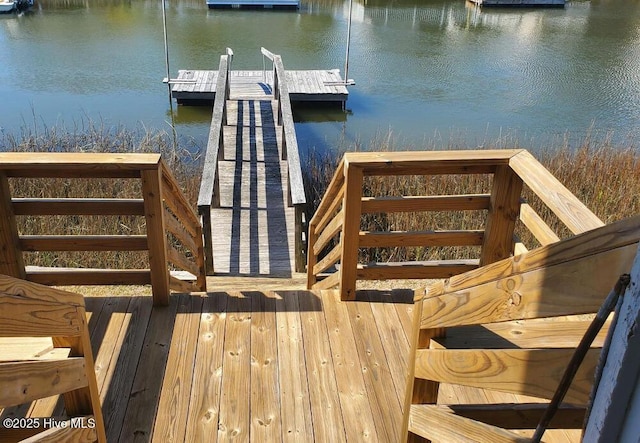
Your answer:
307;149;604;300
0;153;207;306
198;49;233;275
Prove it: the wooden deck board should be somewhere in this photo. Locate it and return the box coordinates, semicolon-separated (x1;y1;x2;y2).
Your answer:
2;288;580;442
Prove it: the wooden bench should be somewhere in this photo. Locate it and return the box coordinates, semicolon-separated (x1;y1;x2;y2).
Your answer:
0;275;106;442
402;214;640;442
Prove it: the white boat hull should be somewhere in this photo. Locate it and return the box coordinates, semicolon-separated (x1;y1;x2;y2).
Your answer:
0;1;16;12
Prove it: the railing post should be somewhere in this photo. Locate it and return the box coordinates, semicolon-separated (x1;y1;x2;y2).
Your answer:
141;166;171;306
307;219;318;288
339;164;363;301
200;206;214;276
0;172;26;279
480;165;523;266
294;204;306;273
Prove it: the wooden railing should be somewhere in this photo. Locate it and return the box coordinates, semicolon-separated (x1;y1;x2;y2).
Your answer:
198;48;233;275
261;47;308;272
0;274;106;442
307;149;604;300
0;153;206;306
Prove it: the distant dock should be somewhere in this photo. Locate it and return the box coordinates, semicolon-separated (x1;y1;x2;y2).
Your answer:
468;0;564;6
206;0;298;9
171;69;349;104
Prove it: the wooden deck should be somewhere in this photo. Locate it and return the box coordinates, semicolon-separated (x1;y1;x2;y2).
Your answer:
171;70;348;103
209;100;297;276
0;285;583;442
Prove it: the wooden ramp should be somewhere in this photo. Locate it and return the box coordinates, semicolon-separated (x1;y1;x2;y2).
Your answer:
210;99;296;276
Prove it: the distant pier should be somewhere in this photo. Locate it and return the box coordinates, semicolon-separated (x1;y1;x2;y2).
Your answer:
207;0;298;8
171;69;348;104
468;0;564;6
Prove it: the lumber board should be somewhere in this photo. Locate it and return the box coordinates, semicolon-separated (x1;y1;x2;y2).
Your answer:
26;269;151;286
519;202;560;245
99;296;152;441
414;348;599;404
312;181;344;237
312;209;343;256
358;230;484;248
408;404;531;443
433;319;610;350
16;419;97;443
509;150;604;234
184;293;229;443
357;260;479;280
0;296;82;337
11;198;145;216
0;173;25;278
309;157;345;229
480;165;523;265
164;208;199;254
161;163;201;234
360;194;491;213
312;242;341;275
343;150;521;174
347;296;403;440
440;403;586;429
298;290;346;442
169;275;197;293
430;214;640;297
274;291;313;441
18;235;148;251
249;292;282;441
166;243;199;277
421;244;638;328
118;296;179;443
217;293;252;441
154;295;203;442
141;168;170;306
339;165;363;300
323;290;379;441
312;270;340;290
0;358;87;407
0;152;161;171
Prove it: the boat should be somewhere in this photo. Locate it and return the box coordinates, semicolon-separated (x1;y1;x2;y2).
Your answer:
0;0;16;13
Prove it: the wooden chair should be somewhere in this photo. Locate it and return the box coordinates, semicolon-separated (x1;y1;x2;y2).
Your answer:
401;214;640;442
0;275;106;442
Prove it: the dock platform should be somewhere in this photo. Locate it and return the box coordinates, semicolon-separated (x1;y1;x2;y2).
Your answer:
207;0;299;8
468;0;564;6
171;69;348;104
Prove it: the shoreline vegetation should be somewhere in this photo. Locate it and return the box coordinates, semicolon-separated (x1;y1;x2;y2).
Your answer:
1;123;638;269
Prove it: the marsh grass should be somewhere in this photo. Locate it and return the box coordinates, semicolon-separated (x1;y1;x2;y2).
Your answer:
3;124;638;269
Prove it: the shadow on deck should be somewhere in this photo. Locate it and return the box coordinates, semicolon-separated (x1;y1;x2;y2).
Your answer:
83;289;415;442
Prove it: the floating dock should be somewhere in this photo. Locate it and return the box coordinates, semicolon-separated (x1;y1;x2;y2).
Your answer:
469;0;564;6
207;0;299;8
171;69;349;104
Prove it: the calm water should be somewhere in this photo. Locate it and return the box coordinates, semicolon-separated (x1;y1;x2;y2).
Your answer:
1;0;639;153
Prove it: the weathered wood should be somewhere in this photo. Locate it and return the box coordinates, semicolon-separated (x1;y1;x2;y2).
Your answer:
584;245;640;443
19;235;148;251
509;150;604;234
358;230;484;248
339;165;363;300
480;165;523;265
141;168;170;306
360;194;491;213
26;268;151;286
408;405;531;443
358;259;479;280
11;198;145;216
519;202;561;245
0;172;25;278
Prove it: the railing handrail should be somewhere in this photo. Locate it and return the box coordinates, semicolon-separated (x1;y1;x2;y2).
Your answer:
0;153;207;306
306;149;604;300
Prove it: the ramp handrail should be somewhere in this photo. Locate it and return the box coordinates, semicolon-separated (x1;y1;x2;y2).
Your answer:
198;49;233;274
0;152;207;306
261;47;307;272
307;149;604;300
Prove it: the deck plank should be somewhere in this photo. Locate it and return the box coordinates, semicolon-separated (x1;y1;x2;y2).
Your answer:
184;293;229;443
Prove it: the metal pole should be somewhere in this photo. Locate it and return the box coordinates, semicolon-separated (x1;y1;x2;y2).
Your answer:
162;0;171;99
344;0;353;85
